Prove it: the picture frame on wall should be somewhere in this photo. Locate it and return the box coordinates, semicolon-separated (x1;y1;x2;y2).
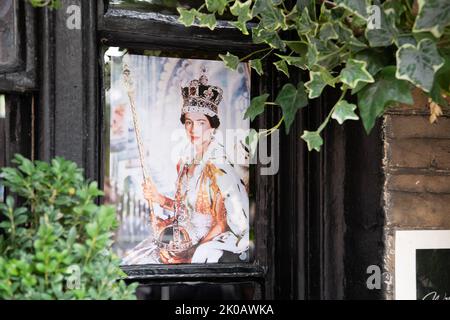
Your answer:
103;49;253;266
0;0;21;73
395;230;450;300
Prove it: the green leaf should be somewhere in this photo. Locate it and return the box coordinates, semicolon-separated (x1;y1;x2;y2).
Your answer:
245;129;259;159
305;68;336;99
358;66;414;133
253;27;286;51
396;39;444;92
275;54;307;70
253;0;288;31
366;9;398;47
230;21;249;34
206;0;229;15
197;13;217;30
17;157;34;176
6;196;14;209
219;52;240;70
430;54;450;106
274;60;290;77
331;100;359;125
352;49;389;94
86;222;98;238
339;59;374;89
230;0;253;34
275;82;308;134
335;0;371;19
396;34;417;47
413;0;450;38
319;22;338;41
335;22;367;49
244;94;269;121
285;41;308;55
250;59;264;76
177;8;197;27
295;8;318;36
297;0;316;16
354;49;388;77
301;131;323;152
306;41;319;68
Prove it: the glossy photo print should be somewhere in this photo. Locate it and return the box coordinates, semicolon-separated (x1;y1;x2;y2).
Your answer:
104;52;251;265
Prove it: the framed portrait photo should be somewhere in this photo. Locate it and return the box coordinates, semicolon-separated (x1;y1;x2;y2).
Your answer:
104;50;252;266
395;230;450;300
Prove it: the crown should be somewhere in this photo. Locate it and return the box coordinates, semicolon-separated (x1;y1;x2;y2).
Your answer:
181;67;223;117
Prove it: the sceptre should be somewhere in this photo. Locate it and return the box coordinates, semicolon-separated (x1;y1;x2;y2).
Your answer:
122;63;158;236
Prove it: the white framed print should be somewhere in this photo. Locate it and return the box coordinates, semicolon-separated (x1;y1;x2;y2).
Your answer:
395;230;450;300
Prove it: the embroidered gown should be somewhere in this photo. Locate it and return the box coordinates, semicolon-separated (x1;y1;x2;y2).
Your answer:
121;138;249;265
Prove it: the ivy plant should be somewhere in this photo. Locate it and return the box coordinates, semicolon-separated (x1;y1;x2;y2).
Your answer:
0;155;137;300
28;0;61;9
177;0;450;151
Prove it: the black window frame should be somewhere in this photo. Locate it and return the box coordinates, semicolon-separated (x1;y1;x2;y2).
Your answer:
0;0;37;93
97;0;278;300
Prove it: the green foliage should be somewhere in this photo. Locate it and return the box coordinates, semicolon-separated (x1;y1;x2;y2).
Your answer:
28;0;61;9
0;155;137;300
275;82;308;134
358;66;414;132
180;0;450;151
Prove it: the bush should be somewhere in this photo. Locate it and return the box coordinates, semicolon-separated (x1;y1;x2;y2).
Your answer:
0;155;137;299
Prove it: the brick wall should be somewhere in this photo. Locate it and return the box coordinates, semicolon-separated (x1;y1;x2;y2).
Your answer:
382;90;450;299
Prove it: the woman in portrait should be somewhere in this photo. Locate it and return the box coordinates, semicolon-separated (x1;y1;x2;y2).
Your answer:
122;68;249;265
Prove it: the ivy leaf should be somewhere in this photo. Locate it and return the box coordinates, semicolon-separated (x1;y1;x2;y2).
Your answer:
430;54;450;107
319;22;338;41
275;82;308;134
358;66;414;133
396;34;417;47
253;0;288;31
230;21;249;34
250;59;263;76
366;9;398;47
274;60;290;77
335;22;367;49
219;52;240;70
331;100;359;125
275;54;307;70
301;131;323;152
197;13;217;30
260;5;287;31
396;39;444;92
339;59;374;89
413;0;450;38
335;0;370;19
253;27;286;51
295;8;318;36
351;49;389;94
285;41;308;55
244;94;269;121
177;8;197;27
206;0;229;15
297;0;316;16
245;129;259;159
306;41;319;68
305;68;336;99
230;0;253;35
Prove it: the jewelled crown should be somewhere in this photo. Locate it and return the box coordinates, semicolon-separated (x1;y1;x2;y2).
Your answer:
181;67;223;117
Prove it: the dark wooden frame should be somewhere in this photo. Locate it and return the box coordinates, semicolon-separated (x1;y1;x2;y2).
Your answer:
97;1;277;300
0;0;37;93
0;0;21;73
